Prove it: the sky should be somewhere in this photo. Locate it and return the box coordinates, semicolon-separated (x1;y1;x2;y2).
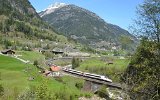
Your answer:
29;0;144;31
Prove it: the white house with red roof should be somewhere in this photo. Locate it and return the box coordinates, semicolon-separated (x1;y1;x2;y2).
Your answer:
50;65;61;76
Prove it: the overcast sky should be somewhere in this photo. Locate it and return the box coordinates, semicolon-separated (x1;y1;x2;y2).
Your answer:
29;0;144;31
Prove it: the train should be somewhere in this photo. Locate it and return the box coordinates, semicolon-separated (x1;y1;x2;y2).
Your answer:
62;68;112;83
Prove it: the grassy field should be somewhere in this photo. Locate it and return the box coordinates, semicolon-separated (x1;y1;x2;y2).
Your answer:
0;55;91;99
16;51;45;62
0;55;31;99
78;57;130;71
77;57;130;82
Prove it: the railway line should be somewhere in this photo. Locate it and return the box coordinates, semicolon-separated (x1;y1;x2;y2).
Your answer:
62;68;122;89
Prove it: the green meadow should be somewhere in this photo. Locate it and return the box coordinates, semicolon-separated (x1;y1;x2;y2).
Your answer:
0;55;91;99
77;57;130;82
16;51;45;62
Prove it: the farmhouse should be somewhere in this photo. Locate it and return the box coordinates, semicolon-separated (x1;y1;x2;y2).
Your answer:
40;48;64;55
50;65;61;76
52;48;64;55
51;50;64;55
1;49;15;55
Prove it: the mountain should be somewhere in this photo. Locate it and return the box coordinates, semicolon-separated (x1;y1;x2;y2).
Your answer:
0;0;38;17
40;2;67;17
39;3;137;50
0;0;69;50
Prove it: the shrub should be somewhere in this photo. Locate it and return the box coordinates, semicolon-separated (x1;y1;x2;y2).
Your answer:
75;82;83;90
33;60;38;67
0;84;4;97
96;85;110;99
36;83;48;100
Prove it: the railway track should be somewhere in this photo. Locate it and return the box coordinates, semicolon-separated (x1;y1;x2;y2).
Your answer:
62;68;123;89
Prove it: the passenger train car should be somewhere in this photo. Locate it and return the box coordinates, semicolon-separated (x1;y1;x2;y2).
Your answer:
62;68;112;82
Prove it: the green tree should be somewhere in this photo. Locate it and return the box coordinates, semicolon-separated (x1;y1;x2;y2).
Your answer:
123;0;160;99
113;50;119;56
122;39;160;99
43;51;55;59
133;0;160;43
72;57;80;69
119;35;133;50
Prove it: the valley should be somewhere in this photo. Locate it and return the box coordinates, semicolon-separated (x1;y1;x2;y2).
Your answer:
0;49;129;99
0;0;134;99
0;0;159;100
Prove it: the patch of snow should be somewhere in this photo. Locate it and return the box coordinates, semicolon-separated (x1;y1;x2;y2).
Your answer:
40;2;68;17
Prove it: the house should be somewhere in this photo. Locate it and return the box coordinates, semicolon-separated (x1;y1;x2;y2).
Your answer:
51;50;64;55
39;48;64;55
52;48;64;55
1;49;15;55
50;65;61;76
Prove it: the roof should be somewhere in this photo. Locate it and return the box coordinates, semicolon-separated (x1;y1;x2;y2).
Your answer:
1;49;14;52
52;47;64;52
1;49;15;54
50;66;60;72
52;50;64;53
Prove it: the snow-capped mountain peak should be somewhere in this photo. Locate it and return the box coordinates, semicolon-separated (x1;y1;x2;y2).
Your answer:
40;2;67;17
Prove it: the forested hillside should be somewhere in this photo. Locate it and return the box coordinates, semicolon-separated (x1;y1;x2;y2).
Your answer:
0;0;69;50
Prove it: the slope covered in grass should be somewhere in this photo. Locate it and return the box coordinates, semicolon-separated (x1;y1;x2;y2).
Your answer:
77;57;130;82
0;55;91;99
16;51;45;62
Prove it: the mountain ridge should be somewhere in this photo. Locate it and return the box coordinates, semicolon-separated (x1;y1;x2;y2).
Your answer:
39;3;136;50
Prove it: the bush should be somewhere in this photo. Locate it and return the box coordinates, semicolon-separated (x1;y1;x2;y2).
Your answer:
0;72;1;80
33;60;38;67
0;84;4;97
84;93;92;98
96;85;110;99
75;82;83;90
36;83;48;100
55;86;70;100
